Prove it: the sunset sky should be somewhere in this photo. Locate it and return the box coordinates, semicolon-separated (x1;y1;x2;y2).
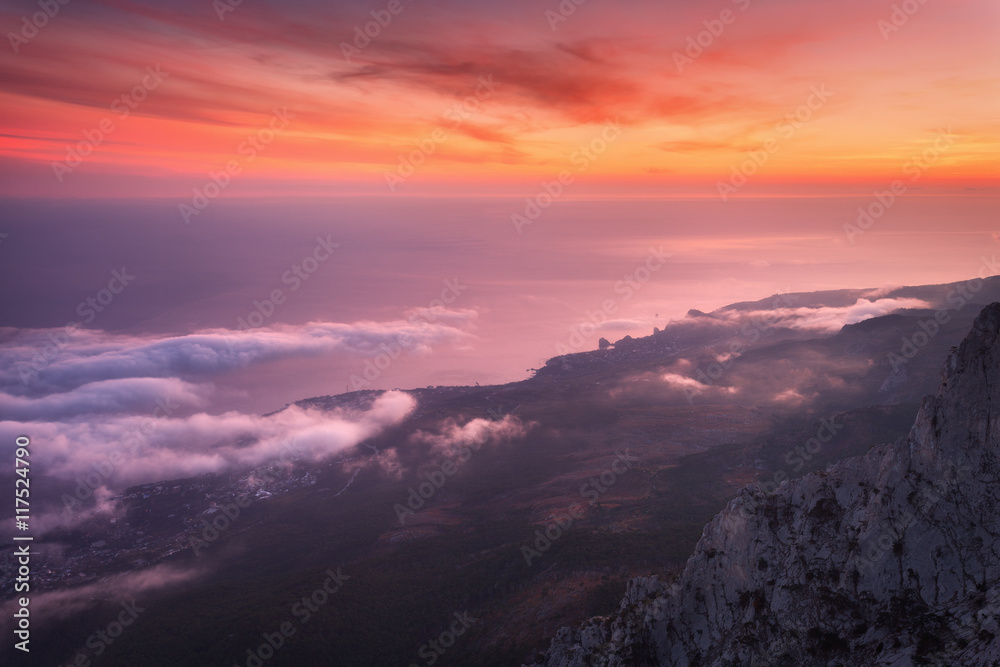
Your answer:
3;6;1000;660
1;0;997;198
2;0;999;422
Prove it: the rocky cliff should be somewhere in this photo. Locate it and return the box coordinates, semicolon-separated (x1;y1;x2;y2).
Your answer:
531;303;1000;666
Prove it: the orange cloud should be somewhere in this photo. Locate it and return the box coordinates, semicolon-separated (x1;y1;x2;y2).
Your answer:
0;0;996;196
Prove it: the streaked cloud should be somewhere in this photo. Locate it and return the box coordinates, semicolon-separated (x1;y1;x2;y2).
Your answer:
737;297;932;332
0;312;475;489
0;392;416;486
0;0;996;195
2;313;475;398
412;414;533;458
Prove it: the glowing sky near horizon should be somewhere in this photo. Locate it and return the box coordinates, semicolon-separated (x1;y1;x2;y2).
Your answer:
0;0;997;198
2;0;1000;415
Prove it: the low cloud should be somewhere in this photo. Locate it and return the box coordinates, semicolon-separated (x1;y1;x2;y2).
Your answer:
737;297;931;332
661;372;710;392
773;388;808;404
610;339;873;409
342;446;405;482
861;285;900;300
0;377;208;421
413;415;532;458
0;392;416;487
29;485;124;535
0;563;201;629
0;312;476;532
660;372;738;400
2;315;476;399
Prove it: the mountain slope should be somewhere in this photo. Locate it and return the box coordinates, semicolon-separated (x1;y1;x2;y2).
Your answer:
533;302;1000;666
7;278;1000;666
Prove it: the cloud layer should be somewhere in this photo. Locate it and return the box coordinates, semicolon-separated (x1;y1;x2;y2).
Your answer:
737;297;932;332
0;314;478;489
2;314;475;398
0;563;202;629
1;0;996;195
413;414;532;459
1;392;415;487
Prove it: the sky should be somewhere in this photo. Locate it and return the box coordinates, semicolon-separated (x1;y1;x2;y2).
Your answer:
0;0;997;197
3;3;1000;653
1;0;999;500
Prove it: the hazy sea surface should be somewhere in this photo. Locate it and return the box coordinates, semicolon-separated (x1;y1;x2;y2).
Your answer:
1;195;996;413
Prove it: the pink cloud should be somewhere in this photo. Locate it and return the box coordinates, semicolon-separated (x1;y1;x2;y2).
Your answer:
412;415;532;458
738;297;932;332
0;391;416;487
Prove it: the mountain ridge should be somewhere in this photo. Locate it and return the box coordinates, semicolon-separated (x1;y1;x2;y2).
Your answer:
531;302;1000;665
8;279;1000;666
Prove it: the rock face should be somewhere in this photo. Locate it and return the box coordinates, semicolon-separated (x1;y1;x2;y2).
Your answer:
532;303;1000;666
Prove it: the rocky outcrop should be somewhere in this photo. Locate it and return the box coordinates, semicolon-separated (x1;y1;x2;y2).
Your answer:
532;303;1000;666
